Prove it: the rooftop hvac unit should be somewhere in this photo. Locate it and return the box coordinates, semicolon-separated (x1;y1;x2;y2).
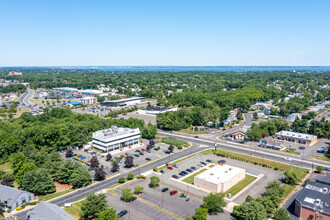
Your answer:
229;168;232;171
225;171;228;173
314;199;321;205
210;173;214;175
322;188;328;193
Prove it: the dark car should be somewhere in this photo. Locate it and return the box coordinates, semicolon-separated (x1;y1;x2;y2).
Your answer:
172;175;179;179
194;136;199;138
139;152;144;155
118;210;128;217
160;170;165;174
206;159;212;163
191;166;197;170
179;172;186;176
222;128;226;131
200;162;207;165
298;146;306;150
162;187;169;192
181;171;188;175
73;154;77;156
186;169;193;172
134;154;140;157
146;150;151;153
146;158;151;161
324;167;330;172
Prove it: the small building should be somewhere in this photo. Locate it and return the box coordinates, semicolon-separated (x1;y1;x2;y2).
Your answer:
287;113;302;122
0;184;34;211
137;106;177;115
80;96;97;105
194;164;245;193
66;101;84;107
251;102;270;110
8;71;22;76
27;201;75;220
294;182;330;220
274;130;318;145
92;126;140;152
231;129;247;141
259;136;285;151
101;97;145;107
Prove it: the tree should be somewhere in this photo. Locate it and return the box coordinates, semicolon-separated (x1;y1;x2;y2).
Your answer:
91;156;99;168
236;110;243;121
168;145;174;153
253;112;258;120
81;193;107;220
124;156;134;168
55;160;79;184
70;166;92;188
273;208;290;220
105;153;112;161
15;162;37;185
65;148;73;158
118;176;125;183
202;193;226;214
149;176;160;188
121;188;134;201
98;207;119;220
233;200;267;220
10;152;27;175
284;171;300;185
94;168;106;181
134;185;144;194
316;165;324;173
127;173;134;180
193;207;208;220
111;161;119;172
21;168;56;194
1;177;14;187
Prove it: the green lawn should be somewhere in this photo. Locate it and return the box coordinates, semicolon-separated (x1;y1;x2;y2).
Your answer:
38;189;74;201
182;168;208;184
161;137;189;147
64;200;84;219
283;148;300;155
225;175;257;198
312;155;330;162
158;153;198;170
180;129;207;135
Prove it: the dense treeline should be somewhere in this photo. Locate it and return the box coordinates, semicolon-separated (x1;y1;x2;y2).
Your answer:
0;108;154;162
0;84;26;94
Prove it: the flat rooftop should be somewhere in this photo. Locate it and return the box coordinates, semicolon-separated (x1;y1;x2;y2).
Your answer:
195;165;245;184
102;96;145;103
92;126;140;141
276;130;316;140
145;106;174;111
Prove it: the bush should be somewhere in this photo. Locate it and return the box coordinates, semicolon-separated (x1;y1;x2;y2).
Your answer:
274;167;279;170
178;146;182;150
153;167;157;172
118;176;126;183
127;173;134;180
16;206;22;211
7;209;11;213
316;166;324;173
137;175;146;179
166;163;169;166
262;164;267;167
304;179;312;185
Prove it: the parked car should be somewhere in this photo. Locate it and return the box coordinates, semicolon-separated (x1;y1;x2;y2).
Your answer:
170;190;178;195
134;154;139;157
160;170;165;174
317;147;327;153
186;169;193;172
172;164;179;168
139;152;144;155
118;210;128;217
146;150;151;153
167;166;173;170
206;159;212;163
162;187;169;192
172;175;179;179
181;171;188;175
284;157;292;161
141;148;145;151
191;166;197;170
200;162;207;165
194;136;199;138
146;158;151;161
323;167;330;171
179;172;186;176
125;152;130;156
298;146;306;150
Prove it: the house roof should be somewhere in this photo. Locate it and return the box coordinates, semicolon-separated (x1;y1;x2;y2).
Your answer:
0;184;33;207
295;182;330;215
276;130;316;141
27;202;75;220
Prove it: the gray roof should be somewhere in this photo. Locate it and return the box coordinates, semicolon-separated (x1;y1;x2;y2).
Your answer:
102;96;145;103
0;184;34;207
27;202;75;220
295;182;330;214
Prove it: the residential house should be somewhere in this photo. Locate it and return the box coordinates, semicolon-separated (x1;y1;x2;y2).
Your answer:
287;113;302;122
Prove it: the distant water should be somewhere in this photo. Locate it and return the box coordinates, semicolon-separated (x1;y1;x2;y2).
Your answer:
97;66;330;72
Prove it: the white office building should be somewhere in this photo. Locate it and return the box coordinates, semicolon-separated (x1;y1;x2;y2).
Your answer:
80;96;97;105
92;126;140;152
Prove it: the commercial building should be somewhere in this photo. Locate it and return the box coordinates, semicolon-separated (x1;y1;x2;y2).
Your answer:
101;97;145;107
274;130;318;145
0;184;34;211
8;71;22;76
137;106;177;115
294;181;330;220
92;126;140;152
27;201;75;220
66;101;84;107
80;96;97;105
194;164;245;193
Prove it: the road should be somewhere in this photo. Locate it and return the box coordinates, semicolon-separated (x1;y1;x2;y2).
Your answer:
18;88;34;111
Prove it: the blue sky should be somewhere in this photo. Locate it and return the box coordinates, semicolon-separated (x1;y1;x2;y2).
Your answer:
0;0;329;66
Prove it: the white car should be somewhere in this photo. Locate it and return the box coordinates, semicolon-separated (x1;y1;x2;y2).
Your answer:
284;157;292;161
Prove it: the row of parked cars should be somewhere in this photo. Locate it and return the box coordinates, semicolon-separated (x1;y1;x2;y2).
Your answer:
166;160;212;179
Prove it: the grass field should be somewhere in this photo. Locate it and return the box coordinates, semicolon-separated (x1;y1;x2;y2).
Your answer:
161;137;189;147
64;200;84;219
182;168;207;184
38;189;74;201
224;175;257;198
312;155;330;162
158;153;198;170
180;129;207;135
283;148;300;155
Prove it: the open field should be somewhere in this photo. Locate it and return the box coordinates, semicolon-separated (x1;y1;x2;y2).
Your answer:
161;137;189;148
283;148;300;155
180;129;207;135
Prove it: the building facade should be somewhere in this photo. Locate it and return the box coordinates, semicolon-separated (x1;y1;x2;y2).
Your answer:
194;164;245;193
80;96;97;105
92;126;140;152
274;130;317;145
0;184;34;211
101;97;145;107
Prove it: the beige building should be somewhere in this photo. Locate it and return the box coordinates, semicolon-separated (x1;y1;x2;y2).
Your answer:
80;96;97;105
194;164;245;193
274;130;317;146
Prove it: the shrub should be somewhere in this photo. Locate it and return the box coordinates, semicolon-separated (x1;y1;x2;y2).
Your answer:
262;164;267;167
178;146;183;150
316;166;324;173
7;209;11;213
274;167;279;170
127;173;134;180
166;163;169;166
118;176;126;183
153;167;157;172
137;175;146;179
304;179;312;185
16;206;22;211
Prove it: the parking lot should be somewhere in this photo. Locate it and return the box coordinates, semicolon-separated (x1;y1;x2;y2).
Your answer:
155;151;283;204
117;111;157;125
59;140;177;178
